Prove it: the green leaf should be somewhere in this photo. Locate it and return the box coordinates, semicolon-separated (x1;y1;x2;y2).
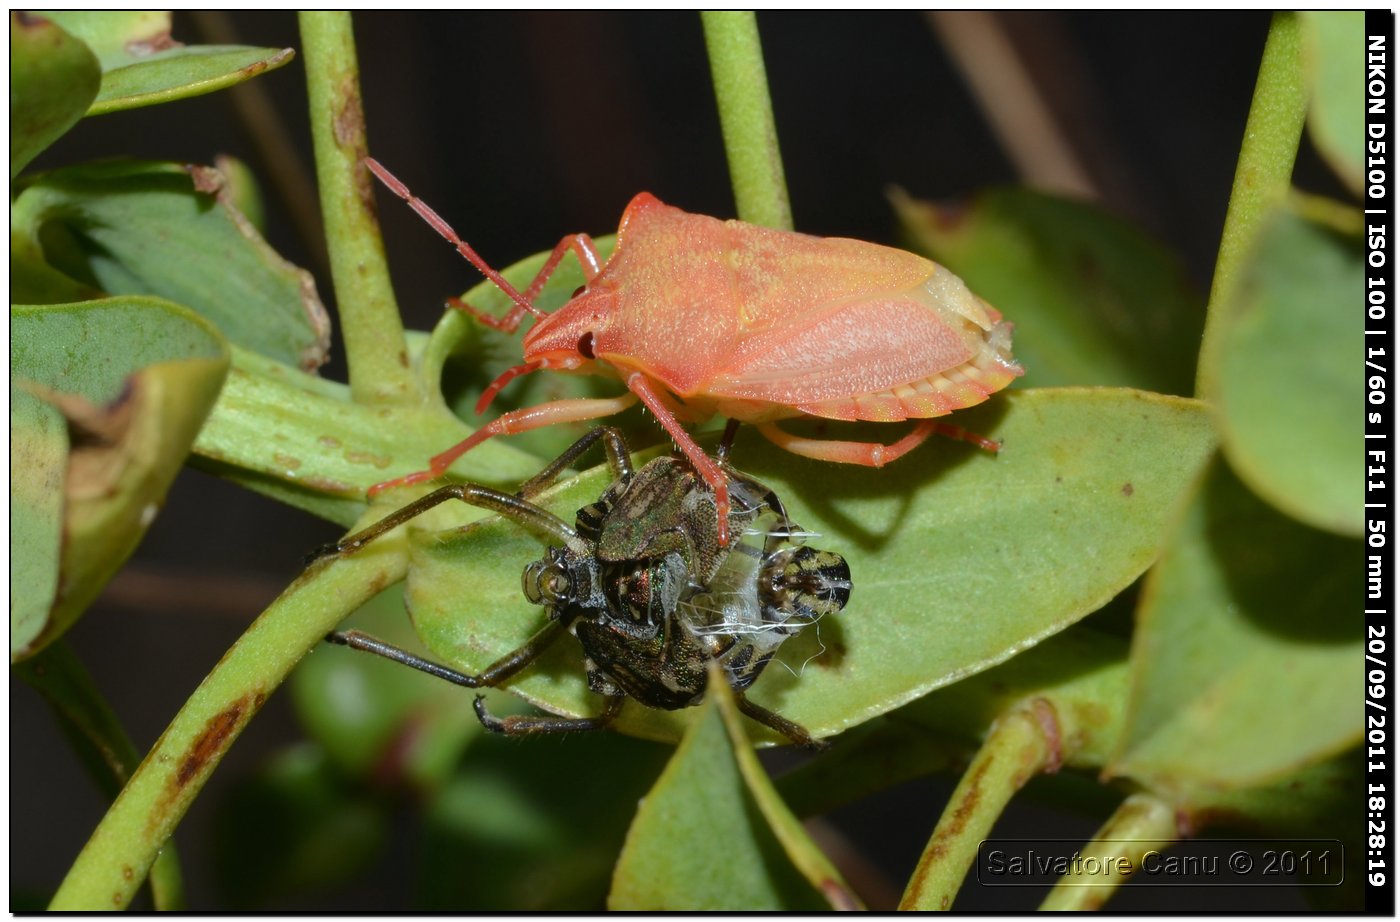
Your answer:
608;692;826;910
1109;461;1362;795
11;387;67;654
36;11;293;115
1202;199;1363;535
11;298;229;660
711;671;862;909
405;387;1216;744
10;11;100;177
12;160;330;371
1300;12;1365;196
211;742;387;910
418;731;670;910
893;188;1202;395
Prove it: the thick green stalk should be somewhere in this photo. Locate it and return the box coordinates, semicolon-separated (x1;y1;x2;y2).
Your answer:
899;704;1057;910
1196;12;1307;397
299;12;417;406
16;642;186;910
49;551;407;910
1038;793;1177;911
701;11;792;230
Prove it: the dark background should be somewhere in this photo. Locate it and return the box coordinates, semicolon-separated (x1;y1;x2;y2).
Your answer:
16;10;1326;910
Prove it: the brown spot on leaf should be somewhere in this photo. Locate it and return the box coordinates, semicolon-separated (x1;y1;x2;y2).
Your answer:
272;452;302;471
318;435;343;449
113;891;124;906
1121;481;1134;497
125;30;180;58
122;865;134;880
346;449;392;470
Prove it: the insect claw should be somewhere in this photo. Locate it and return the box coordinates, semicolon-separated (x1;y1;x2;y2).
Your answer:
472;694;508;733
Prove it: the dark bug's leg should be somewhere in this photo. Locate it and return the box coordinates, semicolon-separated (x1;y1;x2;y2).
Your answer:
473;692;626;737
716;417;742;465
514;426;633;500
305;482;577;566
734;693;829;752
326;619;568;689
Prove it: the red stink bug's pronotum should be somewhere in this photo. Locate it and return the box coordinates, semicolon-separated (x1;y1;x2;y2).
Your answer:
365;159;1022;543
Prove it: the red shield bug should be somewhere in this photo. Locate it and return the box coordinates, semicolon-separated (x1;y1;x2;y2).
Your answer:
364;159;1022;543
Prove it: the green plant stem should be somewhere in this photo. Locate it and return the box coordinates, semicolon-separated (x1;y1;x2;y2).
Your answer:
711;670;864;910
299;11;417;407
49;550;407;910
1038;793;1177;911
701;11;792;230
899;704;1058;910
16;641;186;910
1196;12;1307;398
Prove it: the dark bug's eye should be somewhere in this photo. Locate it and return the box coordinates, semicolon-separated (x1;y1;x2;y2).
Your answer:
571;285;586;299
577;332;596;359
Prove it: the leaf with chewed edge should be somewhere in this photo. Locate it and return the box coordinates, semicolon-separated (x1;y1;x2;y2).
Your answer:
11;298;228;660
12;160;329;371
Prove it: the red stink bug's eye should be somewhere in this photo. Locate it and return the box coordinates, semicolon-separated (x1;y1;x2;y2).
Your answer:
577;332;596;359
571;285;586;299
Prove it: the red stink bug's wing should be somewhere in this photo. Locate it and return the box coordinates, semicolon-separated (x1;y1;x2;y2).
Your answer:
723;224;936;335
709;267;1021;422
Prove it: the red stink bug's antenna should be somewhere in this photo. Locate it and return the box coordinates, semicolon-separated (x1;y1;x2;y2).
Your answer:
365;158;545;321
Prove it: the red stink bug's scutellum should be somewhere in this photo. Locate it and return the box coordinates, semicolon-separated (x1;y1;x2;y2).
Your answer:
364;158;1022;544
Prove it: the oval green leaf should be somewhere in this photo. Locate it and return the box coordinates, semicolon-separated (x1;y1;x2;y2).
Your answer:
405;387;1216;744
893;188;1203;395
1109;461;1362;795
11;298;229;660
1202;199;1363;535
36;11;293;115
1300;11;1365;197
10;11;100;177
608;692;826;910
13;160;330;371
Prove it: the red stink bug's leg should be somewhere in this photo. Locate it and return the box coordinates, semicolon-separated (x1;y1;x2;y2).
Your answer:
755;419;932;468
925;422;1003;454
447;233;606;331
756;419;1003;468
625;374;732;546
365;158;543;331
366;393;641;498
445;295;537;334
475;361;544;416
521;233;606;304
